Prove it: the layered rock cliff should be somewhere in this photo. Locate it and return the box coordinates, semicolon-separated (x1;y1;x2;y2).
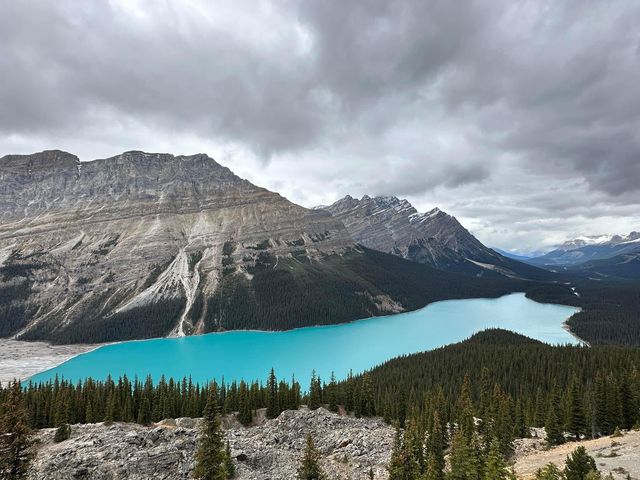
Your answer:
0;150;356;341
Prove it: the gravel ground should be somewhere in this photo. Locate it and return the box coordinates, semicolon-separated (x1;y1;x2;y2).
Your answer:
0;339;100;384
513;430;640;479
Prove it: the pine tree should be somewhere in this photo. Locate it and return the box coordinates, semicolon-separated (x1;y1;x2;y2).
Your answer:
137;397;152;426
387;427;403;479
308;371;322;411
194;387;226;480
223;440;236;479
266;368;279;419
123;395;134;423
402;417;423;478
327;373;338;413
455;375;475;440
424;410;445;480
238;382;252;426
105;391;115;425
387;426;414;480
495;390;514;455
619;373;635;430
545;403;564;446
483;438;508;480
513;400;528;439
0;380;34;479
563;446;597;480
534;388;546;427
448;428;481;480
534;463;562;480
594;371;610;436
360;373;375;417
565;376;587;440
297;434;327;480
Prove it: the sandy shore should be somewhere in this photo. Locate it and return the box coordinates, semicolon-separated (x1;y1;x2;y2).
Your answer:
0;339;102;385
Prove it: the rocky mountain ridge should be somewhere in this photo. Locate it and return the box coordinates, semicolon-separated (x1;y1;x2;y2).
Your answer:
322;195;550;280
559;232;640;249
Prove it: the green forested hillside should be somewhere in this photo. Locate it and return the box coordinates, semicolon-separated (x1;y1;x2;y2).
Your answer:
204;247;521;331
345;329;640;432
526;280;640;345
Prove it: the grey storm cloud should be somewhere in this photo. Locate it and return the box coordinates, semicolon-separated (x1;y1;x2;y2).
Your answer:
1;0;639;250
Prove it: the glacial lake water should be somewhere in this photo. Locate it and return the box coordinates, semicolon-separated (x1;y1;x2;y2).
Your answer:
29;293;580;387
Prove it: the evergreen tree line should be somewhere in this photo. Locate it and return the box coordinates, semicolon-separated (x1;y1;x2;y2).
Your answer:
0;373;304;430
20;298;187;344
0;378;320;480
526;279;640;346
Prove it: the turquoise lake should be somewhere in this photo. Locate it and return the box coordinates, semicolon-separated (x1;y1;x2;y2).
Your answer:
29;293;580;387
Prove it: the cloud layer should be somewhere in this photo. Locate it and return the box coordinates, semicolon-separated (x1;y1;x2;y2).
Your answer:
1;0;639;251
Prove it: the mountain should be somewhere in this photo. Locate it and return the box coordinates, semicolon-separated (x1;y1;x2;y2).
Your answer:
492;248;543;262
566;246;640;280
0;151;516;344
322;195;551;280
527;232;640;267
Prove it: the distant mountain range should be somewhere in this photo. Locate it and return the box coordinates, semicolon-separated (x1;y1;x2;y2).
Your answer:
0;150;521;344
321;195;552;280
526;232;640;267
491;248;543;262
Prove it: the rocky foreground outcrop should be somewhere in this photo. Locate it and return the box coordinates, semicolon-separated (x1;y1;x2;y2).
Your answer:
28;407;394;480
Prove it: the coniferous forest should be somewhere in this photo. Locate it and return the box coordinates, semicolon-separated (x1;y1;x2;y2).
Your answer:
526;279;640;346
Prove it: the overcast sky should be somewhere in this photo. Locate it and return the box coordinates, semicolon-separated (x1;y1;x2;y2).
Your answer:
1;0;639;252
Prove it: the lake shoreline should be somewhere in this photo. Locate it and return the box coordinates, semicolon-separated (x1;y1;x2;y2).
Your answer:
0;340;104;385
25;293;581;388
4;293;523;383
2;292;583;386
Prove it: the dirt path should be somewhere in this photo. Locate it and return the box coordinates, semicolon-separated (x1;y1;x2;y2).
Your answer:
513;430;640;479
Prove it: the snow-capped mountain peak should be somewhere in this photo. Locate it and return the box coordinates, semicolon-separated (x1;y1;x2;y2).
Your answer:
528;231;640;267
